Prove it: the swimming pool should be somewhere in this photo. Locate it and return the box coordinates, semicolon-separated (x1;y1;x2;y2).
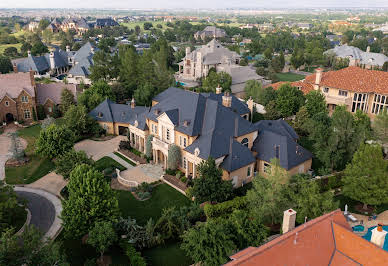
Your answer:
362;225;388;252
353;225;365;232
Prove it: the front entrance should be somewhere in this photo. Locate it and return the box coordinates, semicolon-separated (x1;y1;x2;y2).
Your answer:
5;113;14;122
118;126;129;136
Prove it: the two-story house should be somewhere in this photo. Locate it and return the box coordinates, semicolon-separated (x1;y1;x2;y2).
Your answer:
90;87;312;187
269;66;388;118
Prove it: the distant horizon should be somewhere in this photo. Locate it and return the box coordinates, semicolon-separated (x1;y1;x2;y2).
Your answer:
2;0;388;10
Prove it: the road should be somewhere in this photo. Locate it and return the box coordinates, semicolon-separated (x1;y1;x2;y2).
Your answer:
16;191;56;235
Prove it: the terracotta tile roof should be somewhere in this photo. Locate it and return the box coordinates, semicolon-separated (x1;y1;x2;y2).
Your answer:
0;72;35;100
267;81;314;94
304;66;388;94
227;209;388;266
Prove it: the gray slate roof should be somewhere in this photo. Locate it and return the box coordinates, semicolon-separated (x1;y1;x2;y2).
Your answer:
96;18;119;27
255;119;299;140
68;42;97;77
325;45;388;67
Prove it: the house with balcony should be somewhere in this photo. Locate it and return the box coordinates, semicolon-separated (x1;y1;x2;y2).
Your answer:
90;87;312;187
269;66;388;118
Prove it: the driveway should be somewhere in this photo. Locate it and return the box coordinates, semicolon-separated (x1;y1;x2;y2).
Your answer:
26;172;68;197
74;136;127;160
15;191;56;235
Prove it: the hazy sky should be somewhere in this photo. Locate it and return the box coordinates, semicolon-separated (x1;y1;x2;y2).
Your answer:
2;0;388;9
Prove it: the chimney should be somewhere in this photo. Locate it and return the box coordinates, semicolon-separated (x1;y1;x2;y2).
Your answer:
66;45;70;52
371;224;387;248
282;209;297;234
13;62;18;73
366;46;371;53
185;46;191;57
314;68;323;90
29;70;35;87
222;91;232;108
49;50;55;70
130;98;136;109
27;50;31;57
216;84;222;94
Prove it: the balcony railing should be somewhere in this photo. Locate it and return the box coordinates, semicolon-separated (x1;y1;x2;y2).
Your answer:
325;94;352;106
152;136;169;151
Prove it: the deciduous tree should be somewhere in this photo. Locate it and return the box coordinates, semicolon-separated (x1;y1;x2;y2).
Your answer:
87;221;117;261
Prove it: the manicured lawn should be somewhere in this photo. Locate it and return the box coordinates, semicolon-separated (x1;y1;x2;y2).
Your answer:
17;124;41;154
117;184;190;225
142;241;193;266
276;72;305;82
114;152;136;166
5;157;55;184
95;156;127;172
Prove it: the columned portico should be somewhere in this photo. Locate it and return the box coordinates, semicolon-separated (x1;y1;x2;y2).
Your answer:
128;125;146;153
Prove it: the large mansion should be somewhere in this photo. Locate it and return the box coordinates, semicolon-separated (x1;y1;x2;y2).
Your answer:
194;26;226;40
90;87;312;187
176;39;265;97
270;66;388;118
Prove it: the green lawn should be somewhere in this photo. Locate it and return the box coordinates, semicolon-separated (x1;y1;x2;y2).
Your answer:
117;184;190;225
142;241;193;266
5;157;55;184
95;156;126;172
17;124;41;154
0;43;22;55
113;152;136;166
276;72;305;82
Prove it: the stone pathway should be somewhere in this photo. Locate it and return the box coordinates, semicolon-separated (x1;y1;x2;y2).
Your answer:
74;136;127;160
107;152;134;170
26;172;68;197
119;164;164;184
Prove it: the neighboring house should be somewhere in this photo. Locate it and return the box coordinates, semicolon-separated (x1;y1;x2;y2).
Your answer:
90;87;312;187
0;72;37;123
258;23;274;32
297;23;313;30
95;18;119;28
60;18;90;35
177;39;265;97
12;42;96;84
194;26;226;40
325;45;388;69
36;83;79;116
270;67;388;118
227;209;388;265
28;21;39;32
46;18;61;33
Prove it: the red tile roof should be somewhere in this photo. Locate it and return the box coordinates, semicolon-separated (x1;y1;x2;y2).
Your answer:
227;209;388;266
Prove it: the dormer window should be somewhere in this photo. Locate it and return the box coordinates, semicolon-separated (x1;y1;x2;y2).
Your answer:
97;112;103;118
21;95;28;103
5;101;9;106
241;138;249;147
154;109;160;115
323;87;329;93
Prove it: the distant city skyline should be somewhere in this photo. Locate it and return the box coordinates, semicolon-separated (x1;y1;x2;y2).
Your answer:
2;0;388;9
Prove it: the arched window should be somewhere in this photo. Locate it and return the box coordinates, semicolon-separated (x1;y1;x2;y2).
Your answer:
241;138;249;147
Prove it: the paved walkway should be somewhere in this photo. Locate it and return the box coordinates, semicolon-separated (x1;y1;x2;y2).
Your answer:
74;136;126;160
14;187;62;240
26;172;68;197
107;152;134;170
119;164;163;184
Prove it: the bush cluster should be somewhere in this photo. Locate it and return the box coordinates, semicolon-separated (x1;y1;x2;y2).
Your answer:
204;196;248;219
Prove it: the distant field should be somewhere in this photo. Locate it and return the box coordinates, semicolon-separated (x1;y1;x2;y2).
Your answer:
276;72;305;82
0;43;22;55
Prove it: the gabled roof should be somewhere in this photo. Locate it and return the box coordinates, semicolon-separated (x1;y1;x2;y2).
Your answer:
68;42;97;77
36;83;78;105
220;138;256;172
326;45;388;66
255;119;299;140
227;209;388;265
0;72;35;100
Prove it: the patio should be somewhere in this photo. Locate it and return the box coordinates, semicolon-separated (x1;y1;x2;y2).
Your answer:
118;164;164;186
348;210;388;236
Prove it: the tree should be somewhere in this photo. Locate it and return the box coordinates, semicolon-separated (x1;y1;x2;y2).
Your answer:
202;71;232;92
244;80;263;103
293;106;310;136
135;25;141;35
181;221;236;266
144;22;153;30
0;56;12;74
291;178;338;224
78;81;115;111
119;45;139;97
3;47;18;57
31;41;48;56
247;159;291;225
63;105;99;138
35;124;75;159
145;135;154;159
276;83;305;117
87;221;117;262
305;90;327;118
342;144;388;210
259;87;277;106
41;29;53;45
55;149;94;179
167;144;181;170
191;158;233;203
373;111;388;144
154;207;181;240
0;182;25;234
290;48;305;69
264;100;282;120
62;164;119;238
133;82;154;106
89;50;120;82
38;19;50;31
60;88;75;114
263;47;273;59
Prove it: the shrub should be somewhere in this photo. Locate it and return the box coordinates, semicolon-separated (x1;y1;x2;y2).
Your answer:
180;176;187;184
137;182;153;193
36;105;46;120
145;135;153;158
41;116;55;129
137;191;151;200
165;169;176;175
119;140;131;150
121;243;146;266
204;196;248;219
167;144;181;170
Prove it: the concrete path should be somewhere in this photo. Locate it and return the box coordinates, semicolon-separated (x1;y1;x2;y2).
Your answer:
14;187;62;240
26;172;68;197
119;164;163;184
107;152;134;170
74;136;126;160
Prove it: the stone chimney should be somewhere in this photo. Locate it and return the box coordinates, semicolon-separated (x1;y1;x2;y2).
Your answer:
367;46;371;53
185;46;191;57
222;91;232;108
130;98;136;109
371;224;387;248
66;45;70;52
29;70;35;87
216;84;222;94
27;50;31;57
282;209;297;234
314;68;323;90
49;50;55;70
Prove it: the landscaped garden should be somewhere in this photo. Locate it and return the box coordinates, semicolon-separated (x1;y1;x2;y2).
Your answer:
275;72;305;82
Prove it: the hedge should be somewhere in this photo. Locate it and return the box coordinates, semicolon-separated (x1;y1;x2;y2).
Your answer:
204;196;248;219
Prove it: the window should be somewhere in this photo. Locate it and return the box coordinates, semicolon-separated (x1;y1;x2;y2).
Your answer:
275;145;280;159
371;94;388;115
351;93;368;113
247;166;251;177
183;137;187;147
21;95;28;103
263;162;271;174
97;112;103;118
166;129;170;141
323;87;329;93
241;138;249;147
338;90;348;97
5;101;9;106
183;157;187;169
23;109;31;119
48;107;52;112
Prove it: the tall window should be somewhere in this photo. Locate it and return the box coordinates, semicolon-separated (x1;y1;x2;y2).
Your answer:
338;90;348;97
166;129;170;141
351;93;368;113
23;109;31;119
183;157;187;169
275;145;280;159
21;95;28;103
247;166;251;177
371;94;388;115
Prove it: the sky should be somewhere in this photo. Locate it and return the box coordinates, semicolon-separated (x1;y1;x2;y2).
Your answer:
2;0;388;9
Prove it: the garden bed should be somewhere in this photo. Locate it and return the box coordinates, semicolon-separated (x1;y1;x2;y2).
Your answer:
163;174;188;194
118;148;147;164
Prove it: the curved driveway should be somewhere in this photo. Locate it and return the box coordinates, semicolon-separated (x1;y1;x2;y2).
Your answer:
16;191;56;235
